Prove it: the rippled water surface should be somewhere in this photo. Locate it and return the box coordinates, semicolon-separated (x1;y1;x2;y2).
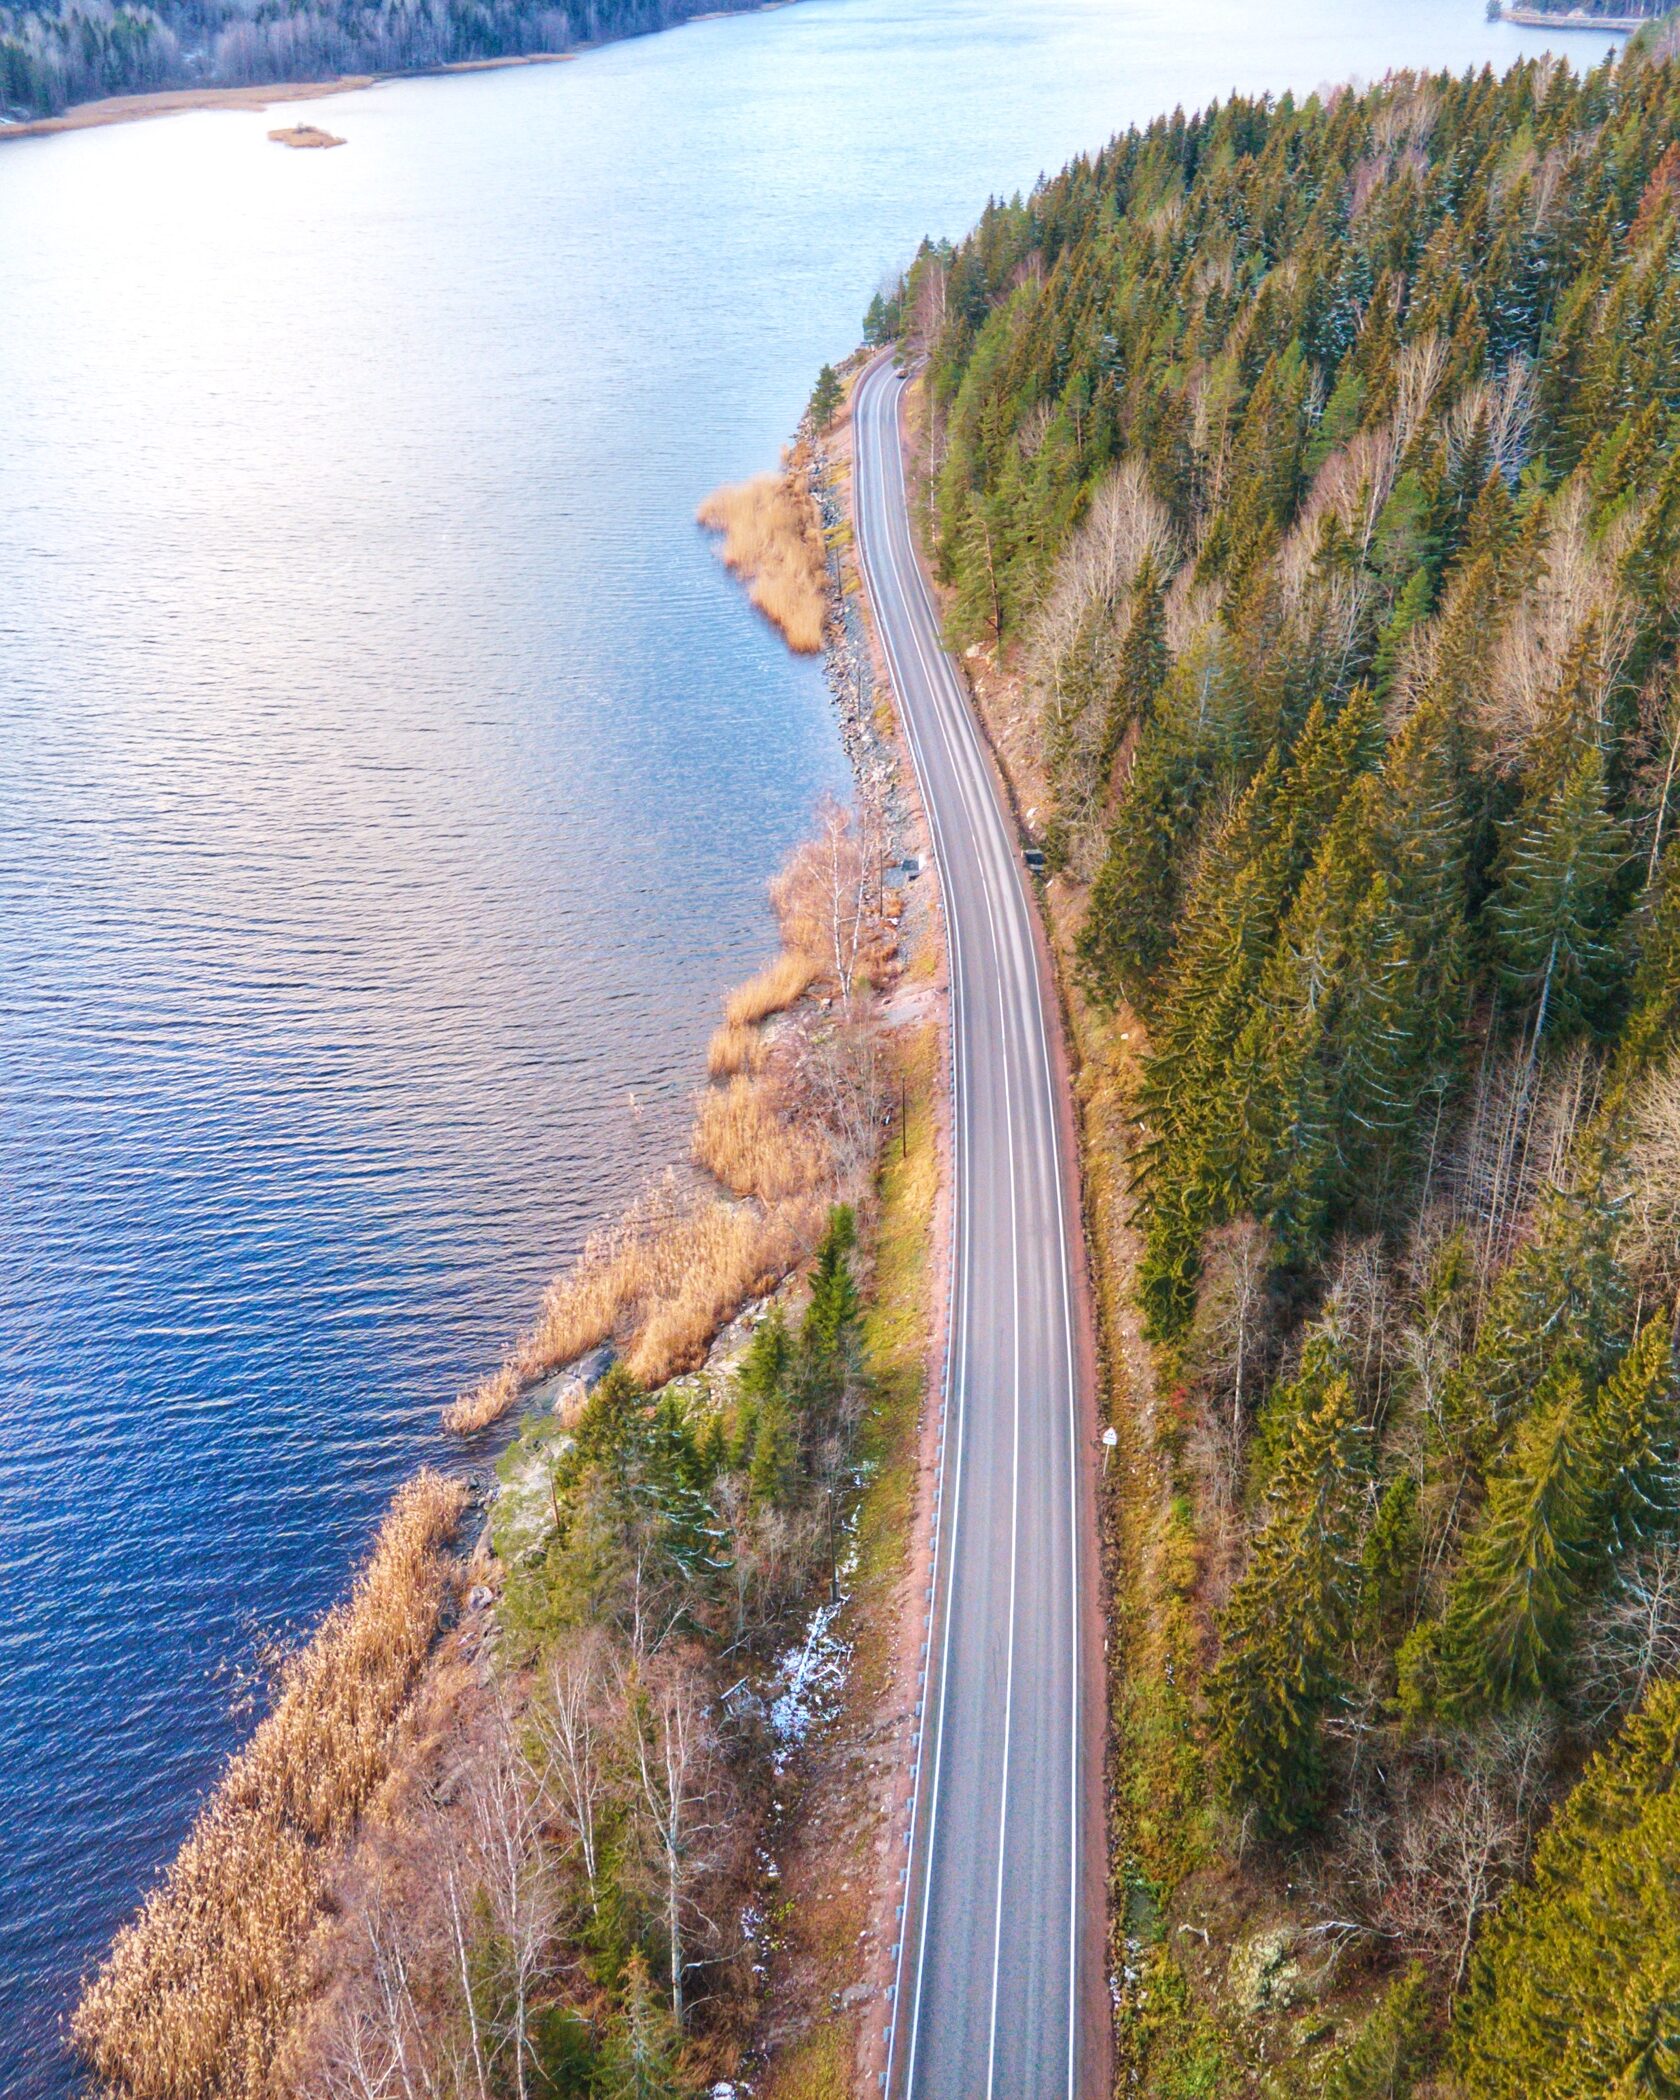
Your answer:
0;0;1609;2084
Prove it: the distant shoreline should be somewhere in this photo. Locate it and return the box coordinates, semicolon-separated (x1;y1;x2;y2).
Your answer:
0;0;801;145
1493;4;1642;28
0;51;579;143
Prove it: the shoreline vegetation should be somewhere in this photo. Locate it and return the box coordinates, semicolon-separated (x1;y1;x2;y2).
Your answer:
71;1473;471;2098
74;376;941;2100
886;20;1680;2094
697;451;831;655
268;120;343;146
0;50;582;139
0;0;781;138
1491;4;1645;28
441;798;880;1437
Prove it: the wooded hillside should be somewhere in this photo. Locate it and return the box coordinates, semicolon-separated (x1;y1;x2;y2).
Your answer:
0;0;748;119
894;27;1680;2093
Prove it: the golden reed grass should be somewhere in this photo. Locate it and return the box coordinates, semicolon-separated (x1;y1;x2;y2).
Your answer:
693;1075;830;1202
443;1176;825;1433
697;465;829;654
443;937;822;1437
725;949;814;1029
707;1020;766;1079
72;1472;468;2100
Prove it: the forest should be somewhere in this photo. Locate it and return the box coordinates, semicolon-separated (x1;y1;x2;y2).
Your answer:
892;20;1680;2094
0;0;747;119
1513;1;1667;19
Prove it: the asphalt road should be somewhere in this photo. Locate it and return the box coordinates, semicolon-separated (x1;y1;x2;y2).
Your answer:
852;355;1102;2099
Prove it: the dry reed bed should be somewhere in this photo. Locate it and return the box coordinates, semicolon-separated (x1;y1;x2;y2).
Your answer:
446;798;888;1437
72;1472;468;2100
443;1171;826;1434
725;948;815;1028
708;1019;767;1078
697;461;829;654
693;1072;831;1201
444;940;827;1437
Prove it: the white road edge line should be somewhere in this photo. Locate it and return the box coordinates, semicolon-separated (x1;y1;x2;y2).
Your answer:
882;366;1084;2098
861;355;1082;2100
864;359;972;2100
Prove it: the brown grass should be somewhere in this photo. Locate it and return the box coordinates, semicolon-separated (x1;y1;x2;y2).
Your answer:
708;1020;767;1078
726;950;815;1029
624;1189;824;1386
698;464;830;654
443;1176;825;1432
445;908;834;1437
71;1471;468;2100
693;1074;831;1201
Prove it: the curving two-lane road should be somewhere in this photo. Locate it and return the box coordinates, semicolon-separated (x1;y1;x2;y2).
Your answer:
851;355;1105;2099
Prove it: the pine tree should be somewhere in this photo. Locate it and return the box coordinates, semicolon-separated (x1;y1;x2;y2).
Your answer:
809;362;843;429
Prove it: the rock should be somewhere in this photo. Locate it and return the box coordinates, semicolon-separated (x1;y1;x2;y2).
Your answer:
838;1982;875;2008
467;1583;493;1613
1228;1926;1303;2014
576;1342;616;1389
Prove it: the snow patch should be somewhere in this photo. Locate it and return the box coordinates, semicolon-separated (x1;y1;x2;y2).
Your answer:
768;1598;850;1770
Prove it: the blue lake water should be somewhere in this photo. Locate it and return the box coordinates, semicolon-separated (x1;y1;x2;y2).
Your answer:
0;0;1610;2085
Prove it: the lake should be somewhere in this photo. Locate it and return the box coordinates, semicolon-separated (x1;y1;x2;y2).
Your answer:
0;0;1604;2085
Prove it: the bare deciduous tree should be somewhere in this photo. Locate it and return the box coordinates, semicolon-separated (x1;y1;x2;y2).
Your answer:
799;1014;889;1184
316;1899;450;2100
460;1716;558;2100
1338;1711;1554;1989
531;1634;612;1921
772;797;882;1002
1572;1542;1680;1729
620;1652;729;2026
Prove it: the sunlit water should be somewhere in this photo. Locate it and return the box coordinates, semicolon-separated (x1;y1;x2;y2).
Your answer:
0;0;1611;2085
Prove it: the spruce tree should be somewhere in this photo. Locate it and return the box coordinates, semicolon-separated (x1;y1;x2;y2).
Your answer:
1442;1174;1632;1465
1208;1377;1367;1835
597;1953;685;2100
1434;1369;1594;1715
1584;1313;1679;1562
1460;1671;1680;2095
1491;744;1631;1046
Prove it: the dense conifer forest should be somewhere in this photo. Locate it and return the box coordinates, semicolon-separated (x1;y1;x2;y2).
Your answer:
894;24;1680;2091
1514;0;1665;18
1511;0;1663;19
0;0;746;119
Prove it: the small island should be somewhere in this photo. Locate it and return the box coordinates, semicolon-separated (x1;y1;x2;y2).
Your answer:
266;121;344;147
